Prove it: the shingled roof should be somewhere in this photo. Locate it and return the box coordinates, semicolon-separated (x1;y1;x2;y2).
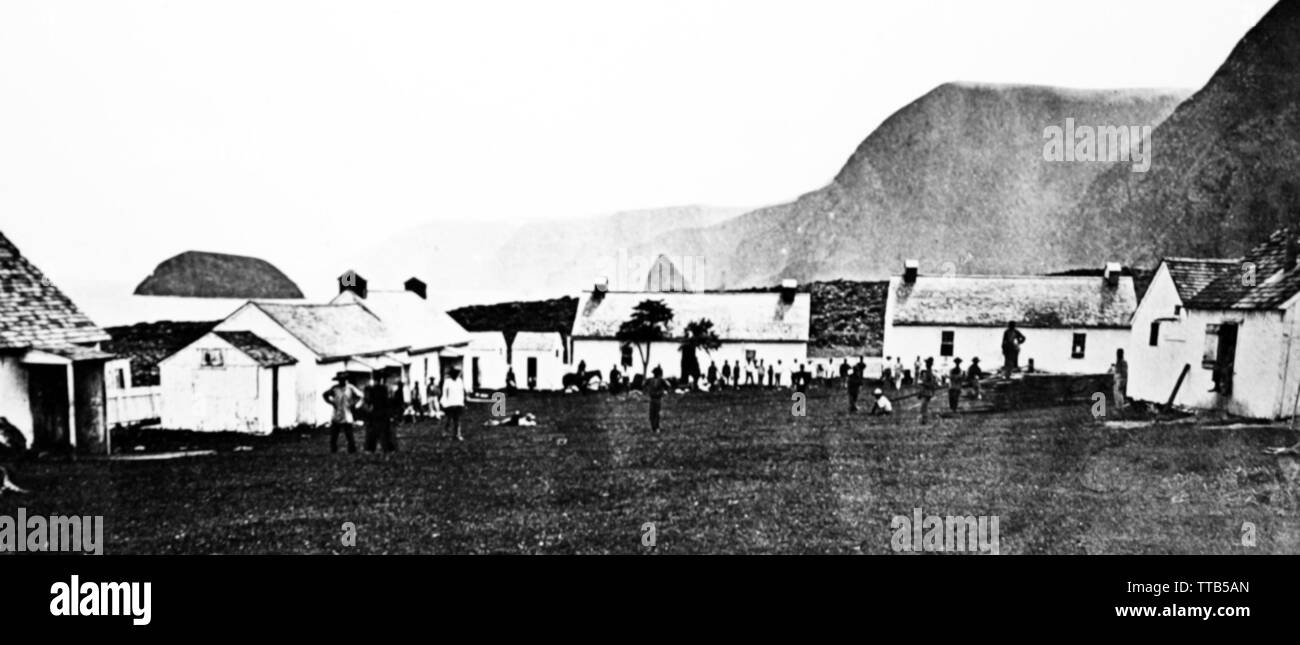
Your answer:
213;331;297;367
572;291;811;342
1164;258;1240;303
0;231;110;350
331;289;470;353
248;302;407;360
1183;230;1300;310
890;275;1136;328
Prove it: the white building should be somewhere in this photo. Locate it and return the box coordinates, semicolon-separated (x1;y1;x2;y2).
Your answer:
158;331;297;434
329;275;471;399
570;282;811;379
882;262;1136;376
444;331;509;392
1128;233;1300;419
0;231;114;454
207;301;410;425
511;331;567;390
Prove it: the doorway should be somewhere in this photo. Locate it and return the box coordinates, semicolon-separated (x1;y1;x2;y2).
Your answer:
26;364;70;450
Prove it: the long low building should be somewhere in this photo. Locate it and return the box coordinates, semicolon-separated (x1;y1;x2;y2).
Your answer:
570;281;811;379
882;262;1137;376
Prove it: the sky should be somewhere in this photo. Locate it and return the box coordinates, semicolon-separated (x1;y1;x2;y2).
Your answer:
0;0;1279;306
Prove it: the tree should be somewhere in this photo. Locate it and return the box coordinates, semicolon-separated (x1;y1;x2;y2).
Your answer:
678;318;722;386
616;300;674;377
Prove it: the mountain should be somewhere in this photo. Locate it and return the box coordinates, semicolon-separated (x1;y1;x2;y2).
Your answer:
354;205;746;305
1066;0;1300;266
631;83;1188;287
134;251;304;299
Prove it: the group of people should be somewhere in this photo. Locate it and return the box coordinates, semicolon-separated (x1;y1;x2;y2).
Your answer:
322;366;470;452
703;358;813;390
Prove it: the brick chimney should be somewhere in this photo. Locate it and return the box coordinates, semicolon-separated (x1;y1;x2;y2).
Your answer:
903;260;919;284
780;278;798;303
1103;262;1121;288
338;270;368;298
593;276;609;300
404;277;427;300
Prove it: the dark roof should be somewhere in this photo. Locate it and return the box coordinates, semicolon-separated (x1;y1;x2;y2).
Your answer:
891;274;1136;328
103;320;219;386
134;251;304;299
1164;258;1239;303
0;231;110;349
1185;230;1300;310
214;331;297;367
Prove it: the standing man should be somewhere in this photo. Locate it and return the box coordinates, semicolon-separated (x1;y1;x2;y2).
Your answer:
881;358;894;392
426;377;441;418
947;358;965;413
918;357;937;424
847;358;864;412
707;361;718;388
364;374;400;452
1111;349;1128;410
441;367;467;441
720;360;731;388
967;357;985;400
838;359;850;389
323;374;363;453
645;366;670;432
1001;321;1026;377
893;358;904;390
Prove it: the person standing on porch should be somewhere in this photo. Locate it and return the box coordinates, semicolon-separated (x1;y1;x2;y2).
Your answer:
1001;321;1026;376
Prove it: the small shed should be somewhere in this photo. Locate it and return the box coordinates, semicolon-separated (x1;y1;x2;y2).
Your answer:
511;331;567;390
159;330;297;434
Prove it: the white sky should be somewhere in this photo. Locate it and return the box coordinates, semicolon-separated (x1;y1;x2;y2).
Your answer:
0;0;1278;295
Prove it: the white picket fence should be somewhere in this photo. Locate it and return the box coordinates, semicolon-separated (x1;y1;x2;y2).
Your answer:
106;386;162;427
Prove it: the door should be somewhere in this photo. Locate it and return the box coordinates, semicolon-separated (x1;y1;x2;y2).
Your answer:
1216;323;1238;395
527;357;538;389
271;366;280;429
472;357;481;391
26;364;70;450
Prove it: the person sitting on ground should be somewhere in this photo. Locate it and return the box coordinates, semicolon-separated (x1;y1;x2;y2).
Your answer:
870;388;893;415
483;411;538;427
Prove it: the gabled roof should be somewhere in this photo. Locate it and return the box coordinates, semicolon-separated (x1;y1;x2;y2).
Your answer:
213;331;297;367
330;289;470;352
1183;230;1300;310
1163;258;1240;304
890;275;1136;328
0;231;110;349
247;302;407;360
513;331;563;352
572;291;811;342
466;331;507;351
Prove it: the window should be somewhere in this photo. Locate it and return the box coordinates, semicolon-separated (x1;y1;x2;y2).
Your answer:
620;343;633;368
1071;333;1086;359
111;368;126;390
1148;321;1160;346
201;349;224;368
939;331;955;357
1174;305;1182;316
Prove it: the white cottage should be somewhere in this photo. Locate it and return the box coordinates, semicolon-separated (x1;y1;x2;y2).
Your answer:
1128;231;1300;419
159;331;297;434
329;275;471;400
0;231;113;453
882;262;1136;375
570;281;811;379
511;331;567;390
208;301;410;425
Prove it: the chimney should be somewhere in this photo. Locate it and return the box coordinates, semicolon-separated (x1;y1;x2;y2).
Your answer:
1103;262;1121;288
780;278;798;303
593;277;609;300
404;277;427;300
338;270;368;299
1287;234;1299;271
903;260;919;284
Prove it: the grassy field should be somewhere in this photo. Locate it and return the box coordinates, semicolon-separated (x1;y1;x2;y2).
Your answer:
3;385;1299;554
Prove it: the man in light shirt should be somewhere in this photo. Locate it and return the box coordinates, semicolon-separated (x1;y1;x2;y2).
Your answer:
322;373;363;454
441;367;467;441
870;388;893;415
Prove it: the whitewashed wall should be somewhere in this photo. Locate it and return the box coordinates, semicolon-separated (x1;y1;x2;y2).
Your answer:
214;305;335;426
0;355;33;444
883;325;1128;375
511;346;566;390
159;334;297;434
